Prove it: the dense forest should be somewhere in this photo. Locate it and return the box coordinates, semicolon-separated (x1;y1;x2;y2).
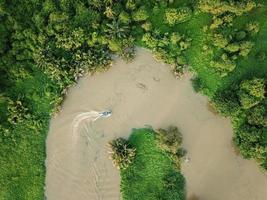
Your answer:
0;0;266;199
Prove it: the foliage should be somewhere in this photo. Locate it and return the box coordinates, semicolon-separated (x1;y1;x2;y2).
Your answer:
155;126;185;168
132;6;149;22
213;77;267;170
159;170;186;200
165;7;192;26
0;0;267;198
119;11;131;24
156;126;183;154
199;0;259;76
238;78;265;109
142;30;191;77
0;0;138;198
198;0;256;16
120;128;185;200
108;138;136;169
247;105;267;126
185;0;267;171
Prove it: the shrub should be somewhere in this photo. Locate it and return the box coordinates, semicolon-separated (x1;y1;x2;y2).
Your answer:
246;22;260;36
141;30;191;76
225;43;240;53
119;11;131;24
176;7;192;23
126;0;136;10
247;105;267;126
198;0;256;16
234;126;266;161
210;59;236;77
158;170;185;200
108;39;122;52
141;21;152;31
142;33;157;48
212;89;240;116
213;33;228;48
210;17;223;29
212;76;267;169
165;8;177;26
165;7;192;26
132;6;149;22
239;78;265;109
170;32;182;45
108;138;136;169
156;126;183;155
239;41;254;57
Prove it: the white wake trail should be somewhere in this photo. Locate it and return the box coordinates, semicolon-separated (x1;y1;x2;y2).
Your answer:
72;111;112;136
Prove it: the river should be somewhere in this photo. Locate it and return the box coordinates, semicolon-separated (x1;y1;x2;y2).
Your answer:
45;49;267;200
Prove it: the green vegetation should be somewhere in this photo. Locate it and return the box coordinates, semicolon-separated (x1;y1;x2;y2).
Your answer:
189;0;267;171
213;77;267;169
108;138;136;169
120;128;185;200
0;0;267;199
155;126;186;168
165;7;193;26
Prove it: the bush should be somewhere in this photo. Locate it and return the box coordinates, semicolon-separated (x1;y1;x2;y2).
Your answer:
225;43;240;53
108;39;123;52
170;32;182;45
212;76;267;169
239;41;254;57
109;138;136;169
210;59;236;77
246;22;260;36
234;125;266;161
141;21;152;31
158;170;185;200
247;105;267;126
156;126;183;155
126;0;136;10
132;7;149;22
213;34;228;48
165;7;192;26
119;11;131;24
141;30;191;76
239;78;265;109
198;0;256;16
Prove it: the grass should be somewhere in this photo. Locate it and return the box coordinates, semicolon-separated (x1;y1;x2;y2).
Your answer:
120;128;185;200
0;68;55;199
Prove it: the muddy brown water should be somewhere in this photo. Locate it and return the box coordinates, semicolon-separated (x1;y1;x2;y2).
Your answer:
45;49;267;200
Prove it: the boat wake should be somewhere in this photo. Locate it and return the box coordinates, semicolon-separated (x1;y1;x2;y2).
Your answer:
72;110;112;135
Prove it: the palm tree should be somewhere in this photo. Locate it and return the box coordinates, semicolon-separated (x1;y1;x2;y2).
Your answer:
104;20;130;39
108;138;136;169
